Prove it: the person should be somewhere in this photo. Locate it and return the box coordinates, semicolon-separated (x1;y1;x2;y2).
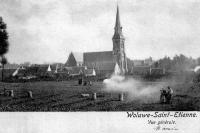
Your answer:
78;78;82;85
166;86;173;104
160;88;167;104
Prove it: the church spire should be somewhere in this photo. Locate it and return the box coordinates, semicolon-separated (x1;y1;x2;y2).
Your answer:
113;5;124;39
112;4;127;75
115;5;121;29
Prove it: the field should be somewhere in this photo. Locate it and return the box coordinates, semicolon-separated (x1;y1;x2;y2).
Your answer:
0;80;199;111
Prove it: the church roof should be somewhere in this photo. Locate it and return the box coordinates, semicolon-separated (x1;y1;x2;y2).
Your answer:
84;51;114;63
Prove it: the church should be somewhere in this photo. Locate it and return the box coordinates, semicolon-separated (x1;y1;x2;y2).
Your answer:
65;6;132;76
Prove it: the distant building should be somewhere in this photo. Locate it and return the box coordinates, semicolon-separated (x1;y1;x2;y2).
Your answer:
131;66;165;75
144;57;154;66
133;60;145;66
65;5;128;75
67;66;85;76
133;57;154;67
0;63;20;69
65;52;83;67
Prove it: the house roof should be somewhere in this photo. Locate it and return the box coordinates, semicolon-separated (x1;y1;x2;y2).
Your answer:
65;52;83;67
84;51;114;63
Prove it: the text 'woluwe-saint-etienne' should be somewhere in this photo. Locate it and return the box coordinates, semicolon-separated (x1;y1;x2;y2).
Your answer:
127;112;197;118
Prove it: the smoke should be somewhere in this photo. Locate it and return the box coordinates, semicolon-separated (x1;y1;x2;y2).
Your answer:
103;74;165;103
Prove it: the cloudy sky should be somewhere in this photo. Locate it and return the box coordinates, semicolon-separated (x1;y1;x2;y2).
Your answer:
1;0;200;64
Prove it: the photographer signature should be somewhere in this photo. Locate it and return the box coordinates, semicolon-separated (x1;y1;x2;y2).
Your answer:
154;125;178;131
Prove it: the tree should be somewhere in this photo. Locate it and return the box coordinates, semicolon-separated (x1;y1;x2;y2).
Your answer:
0;17;9;82
154;54;196;72
1;56;7;81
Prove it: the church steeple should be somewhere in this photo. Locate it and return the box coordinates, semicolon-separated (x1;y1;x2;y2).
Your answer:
112;5;127;74
115;5;121;30
113;5;124;39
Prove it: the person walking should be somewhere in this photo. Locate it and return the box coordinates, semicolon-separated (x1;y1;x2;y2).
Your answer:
166;86;173;104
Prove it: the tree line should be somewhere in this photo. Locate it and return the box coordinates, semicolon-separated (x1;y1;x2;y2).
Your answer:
153;54;198;72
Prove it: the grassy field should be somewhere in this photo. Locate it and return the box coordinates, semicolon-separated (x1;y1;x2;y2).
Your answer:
0;80;199;111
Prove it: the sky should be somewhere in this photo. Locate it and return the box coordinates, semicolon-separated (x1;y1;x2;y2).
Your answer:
1;0;200;64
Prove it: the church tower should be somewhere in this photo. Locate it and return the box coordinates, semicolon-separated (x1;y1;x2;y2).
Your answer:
112;5;127;74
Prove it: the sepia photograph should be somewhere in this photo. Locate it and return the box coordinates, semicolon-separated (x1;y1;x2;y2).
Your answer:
0;0;200;112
